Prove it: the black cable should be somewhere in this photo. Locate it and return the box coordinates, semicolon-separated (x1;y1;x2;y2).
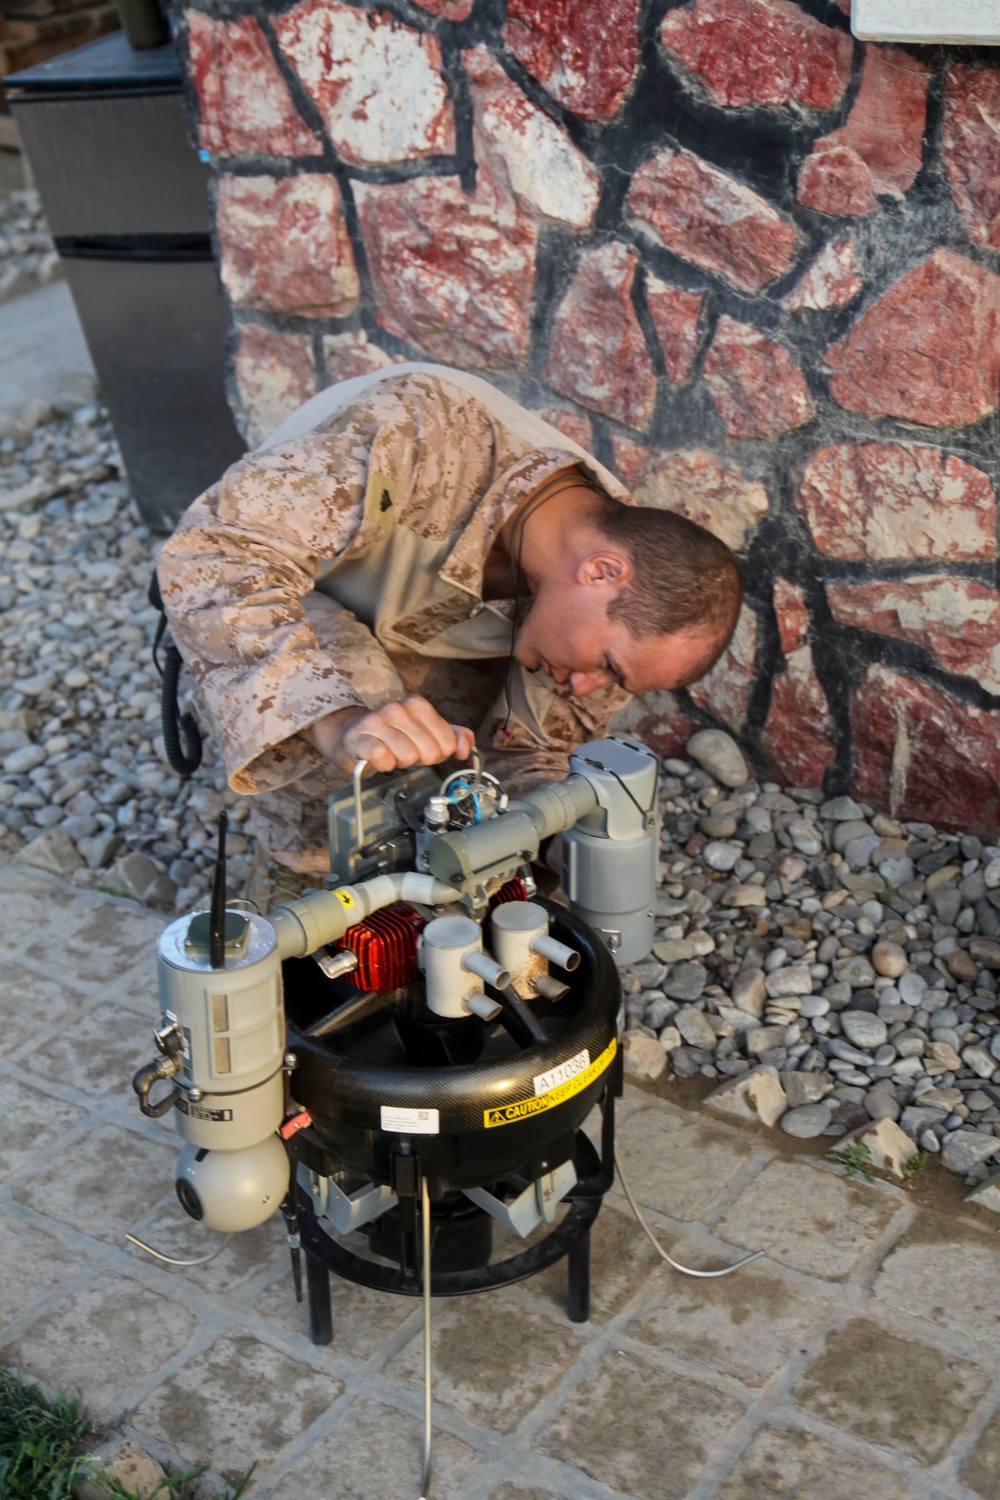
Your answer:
161;644;203;778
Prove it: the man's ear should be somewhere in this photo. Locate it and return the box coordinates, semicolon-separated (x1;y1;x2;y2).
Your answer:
577;549;632;591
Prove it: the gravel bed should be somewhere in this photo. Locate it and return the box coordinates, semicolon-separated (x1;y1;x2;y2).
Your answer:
0;400;248;914
619;728;1000;1201
4;401;1000;1199
0;189;61;304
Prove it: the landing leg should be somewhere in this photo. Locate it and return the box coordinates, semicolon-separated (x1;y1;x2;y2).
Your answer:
305;1251;333;1345
566;1228;591;1323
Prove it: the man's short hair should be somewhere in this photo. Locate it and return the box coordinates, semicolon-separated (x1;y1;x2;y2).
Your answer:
592;497;743;674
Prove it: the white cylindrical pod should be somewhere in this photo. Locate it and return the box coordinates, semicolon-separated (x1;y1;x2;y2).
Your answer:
420;914;504;1019
157;910;285;1152
491;901;552;998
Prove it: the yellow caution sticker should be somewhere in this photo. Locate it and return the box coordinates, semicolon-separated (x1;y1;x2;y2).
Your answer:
484;1038;617;1128
333;887;358;910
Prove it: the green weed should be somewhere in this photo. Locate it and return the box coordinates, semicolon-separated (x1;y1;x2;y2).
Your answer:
826;1140;876;1183
0;1365;255;1499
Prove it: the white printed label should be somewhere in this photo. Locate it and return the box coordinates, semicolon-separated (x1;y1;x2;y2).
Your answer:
380;1105;440;1135
532;1048;590;1098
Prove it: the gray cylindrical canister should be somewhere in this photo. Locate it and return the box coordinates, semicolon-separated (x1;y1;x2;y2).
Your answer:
562;738;659;965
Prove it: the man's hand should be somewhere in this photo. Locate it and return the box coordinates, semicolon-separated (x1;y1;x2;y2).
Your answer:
302;696;475;775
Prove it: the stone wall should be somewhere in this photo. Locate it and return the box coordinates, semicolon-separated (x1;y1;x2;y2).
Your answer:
175;0;1000;836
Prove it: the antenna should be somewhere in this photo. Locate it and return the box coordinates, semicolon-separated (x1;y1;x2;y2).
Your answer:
209;809;228;969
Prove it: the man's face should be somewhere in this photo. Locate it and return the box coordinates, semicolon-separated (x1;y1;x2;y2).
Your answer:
514;584;715;698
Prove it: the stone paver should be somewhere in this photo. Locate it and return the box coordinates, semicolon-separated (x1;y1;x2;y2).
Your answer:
3;1270;197;1414
3;867;1000;1498
387;1284;582;1435
626;1244;837;1388
536;1347;749;1497
962;1411;1000;1498
873;1214;1000;1345
132;1332;345;1487
716;1158;902;1279
716;1427;908;1500
793;1317;990;1466
265;1397;483;1499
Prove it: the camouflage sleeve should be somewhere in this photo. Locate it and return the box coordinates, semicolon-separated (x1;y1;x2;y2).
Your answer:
156;431;376;795
477;666;633;795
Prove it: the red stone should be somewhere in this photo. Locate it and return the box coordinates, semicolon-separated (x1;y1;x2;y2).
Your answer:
943;65;1000;250
773;578;810;656
762;581;835;787
232;326;316;448
628;447;769;551
503;0;642;122
611;437;653;489
798;145;877;217
828;577;1000;691
762;663;836;790
825;250;1000;427
321;331;399;386
797;46;929;216
184;12;320;158
533;407;595;451
411;0;473;16
464;46;600;229
660;0;852;111
545;242;656;429
851;665;1000;835
782;238;862;311
644;275;704;384
704;316;815;438
355;173;536;367
274;0;454;166
689;605;758;727
795;442;997;561
626;148;799;294
216;175;360;318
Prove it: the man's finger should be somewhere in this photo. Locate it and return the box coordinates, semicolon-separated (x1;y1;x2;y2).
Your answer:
451;725;476;761
378;703;455;765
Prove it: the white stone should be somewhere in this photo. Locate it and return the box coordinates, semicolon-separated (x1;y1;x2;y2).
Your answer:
280;6;453;166
467;46;600;228
686;729;749;789
705;1065;788;1128
74;1437;167;1500
846;1117;919;1178
623;1031;668;1083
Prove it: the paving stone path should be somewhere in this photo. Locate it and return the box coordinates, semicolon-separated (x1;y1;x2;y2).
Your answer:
2;862;1000;1500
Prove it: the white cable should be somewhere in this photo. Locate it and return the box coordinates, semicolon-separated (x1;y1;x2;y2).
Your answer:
614;1147;764;1279
126;1231;235;1267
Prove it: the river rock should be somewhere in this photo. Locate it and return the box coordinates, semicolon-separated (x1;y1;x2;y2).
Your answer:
780;1103;832;1138
674;1003;715;1049
941;1130;1000;1175
840;1010;888;1050
686;729;749;788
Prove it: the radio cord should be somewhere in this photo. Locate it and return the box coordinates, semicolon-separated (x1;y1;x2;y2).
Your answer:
614;1147;764;1279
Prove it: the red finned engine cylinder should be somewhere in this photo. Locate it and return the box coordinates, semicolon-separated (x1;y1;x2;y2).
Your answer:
334;903;426;990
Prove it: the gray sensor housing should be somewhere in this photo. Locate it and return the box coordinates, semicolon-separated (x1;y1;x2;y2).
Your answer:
562;738;659;966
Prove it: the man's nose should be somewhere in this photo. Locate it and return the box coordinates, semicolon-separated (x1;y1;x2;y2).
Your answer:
568;669;610;696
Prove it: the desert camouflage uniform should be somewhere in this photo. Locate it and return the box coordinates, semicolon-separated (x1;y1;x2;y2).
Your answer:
158;364;634;870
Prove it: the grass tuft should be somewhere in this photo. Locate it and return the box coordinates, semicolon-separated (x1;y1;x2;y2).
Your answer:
0;1366;255;1499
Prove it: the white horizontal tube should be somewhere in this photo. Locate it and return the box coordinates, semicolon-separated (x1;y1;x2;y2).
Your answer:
530;933;580;972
